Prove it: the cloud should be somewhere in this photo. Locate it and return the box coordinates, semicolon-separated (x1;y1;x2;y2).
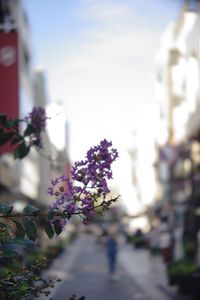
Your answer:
43;0;168;162
78;0;133;22
49;25;161;110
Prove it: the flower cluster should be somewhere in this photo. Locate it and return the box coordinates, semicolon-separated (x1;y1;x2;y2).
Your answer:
48;139;119;227
24;106;47;148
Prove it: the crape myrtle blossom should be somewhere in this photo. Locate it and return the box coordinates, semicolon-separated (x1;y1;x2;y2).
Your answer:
24;106;47;148
28;106;46;131
48;139;119;228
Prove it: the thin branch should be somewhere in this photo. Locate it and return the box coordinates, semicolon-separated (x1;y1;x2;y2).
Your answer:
0;196;120;219
0;213;48;218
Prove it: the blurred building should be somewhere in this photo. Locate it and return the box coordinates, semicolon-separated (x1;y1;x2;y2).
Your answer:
0;0;37;207
153;0;200;250
0;0;33;117
46;100;71;181
155;0;200;143
32;69;52;206
33;71;71;206
0;1;71;213
126;105;161;232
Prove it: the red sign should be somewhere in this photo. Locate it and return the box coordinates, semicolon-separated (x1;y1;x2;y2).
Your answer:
0;31;19;153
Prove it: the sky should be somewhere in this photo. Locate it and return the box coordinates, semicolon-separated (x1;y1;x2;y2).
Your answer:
23;0;183;215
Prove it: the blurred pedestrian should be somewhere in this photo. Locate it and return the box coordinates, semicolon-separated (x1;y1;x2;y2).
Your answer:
148;226;160;256
173;227;184;261
158;219;172;264
105;228;118;277
197;230;200;267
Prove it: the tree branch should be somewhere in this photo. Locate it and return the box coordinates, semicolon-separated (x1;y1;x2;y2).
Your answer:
0;196;120;219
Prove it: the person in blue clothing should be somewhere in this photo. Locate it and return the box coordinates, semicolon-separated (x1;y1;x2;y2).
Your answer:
106;230;118;275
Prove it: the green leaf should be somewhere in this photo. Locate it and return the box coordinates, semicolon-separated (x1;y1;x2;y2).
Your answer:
0;203;13;215
0;291;6;300
0;221;7;228
5;119;20;129
22;217;37;241
24;124;36;136
11;135;23;145
0;131;14;145
48;210;56;221
54;221;62;235
14;142;30;159
23;204;40;216
10;281;29;297
6;238;28;245
1;248;17;258
63;211;71;220
31;139;41;147
12;220;26;239
0;114;7;125
41;219;54;239
18;281;29;294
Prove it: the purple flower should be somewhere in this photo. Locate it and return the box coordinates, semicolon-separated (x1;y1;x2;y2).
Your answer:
24;106;47;148
64;204;77;214
48;175;73;197
50;201;58;210
59;219;68;228
71;139;118;192
83;218;92;225
27;106;46;132
48;139;119;229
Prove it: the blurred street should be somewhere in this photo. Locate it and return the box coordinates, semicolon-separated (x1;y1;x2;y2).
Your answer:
1;1;200;299
37;234;187;300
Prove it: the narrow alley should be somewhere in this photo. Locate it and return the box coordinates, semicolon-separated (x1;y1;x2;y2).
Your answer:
36;234;188;300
